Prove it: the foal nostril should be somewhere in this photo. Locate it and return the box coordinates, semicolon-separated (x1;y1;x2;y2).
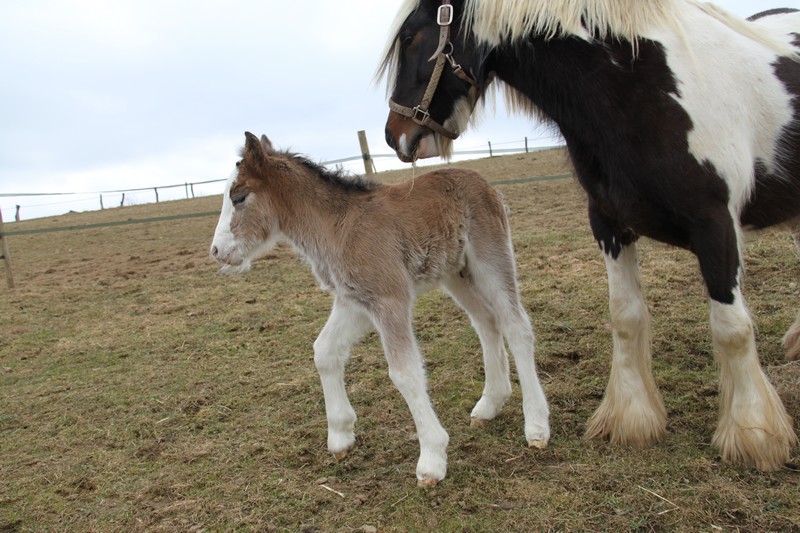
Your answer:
211;245;219;258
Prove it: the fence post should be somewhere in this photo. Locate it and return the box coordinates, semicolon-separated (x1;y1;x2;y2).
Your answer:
120;193;126;207
0;208;15;289
190;184;195;198
488;141;493;157
185;182;189;199
154;188;159;203
15;205;20;222
357;130;374;177
100;194;105;210
525;137;529;153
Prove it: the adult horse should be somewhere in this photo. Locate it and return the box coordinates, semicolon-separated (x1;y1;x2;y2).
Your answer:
379;0;800;471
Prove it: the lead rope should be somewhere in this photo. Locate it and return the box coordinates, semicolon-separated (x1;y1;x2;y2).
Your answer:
406;159;417;199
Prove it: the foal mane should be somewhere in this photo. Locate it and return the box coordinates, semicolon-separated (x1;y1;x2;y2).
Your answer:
287;152;377;193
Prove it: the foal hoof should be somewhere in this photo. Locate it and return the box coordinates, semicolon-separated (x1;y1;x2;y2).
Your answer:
470;417;490;427
417;478;439;489
332;450;349;461
528;439;548;450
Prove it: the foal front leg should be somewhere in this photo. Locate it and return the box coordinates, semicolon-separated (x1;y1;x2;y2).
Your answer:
585;226;667;448
373;300;449;487
314;297;372;459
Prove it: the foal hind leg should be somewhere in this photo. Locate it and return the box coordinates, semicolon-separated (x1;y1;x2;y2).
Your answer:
695;217;796;471
585;209;667;448
500;297;550;448
457;247;550;447
782;227;800;361
442;274;512;424
314;296;372;459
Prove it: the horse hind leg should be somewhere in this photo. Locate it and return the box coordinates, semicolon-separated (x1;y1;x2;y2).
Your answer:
782;226;800;361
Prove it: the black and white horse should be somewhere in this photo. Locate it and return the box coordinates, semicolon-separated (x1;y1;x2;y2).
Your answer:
379;0;800;471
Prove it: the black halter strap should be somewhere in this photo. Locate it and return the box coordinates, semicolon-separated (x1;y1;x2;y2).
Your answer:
388;0;479;141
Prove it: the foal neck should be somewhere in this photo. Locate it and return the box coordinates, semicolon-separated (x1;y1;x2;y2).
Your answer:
267;155;375;256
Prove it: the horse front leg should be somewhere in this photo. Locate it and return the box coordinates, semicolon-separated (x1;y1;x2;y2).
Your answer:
372;299;449;487
694;217;797;471
585;241;668;447
585;205;667;448
314;297;372;459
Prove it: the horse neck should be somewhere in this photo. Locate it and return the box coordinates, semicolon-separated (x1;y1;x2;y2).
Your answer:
489;36;648;150
265;167;351;260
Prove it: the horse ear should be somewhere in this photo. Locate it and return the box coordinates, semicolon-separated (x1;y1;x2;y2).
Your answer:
243;131;267;164
260;135;276;154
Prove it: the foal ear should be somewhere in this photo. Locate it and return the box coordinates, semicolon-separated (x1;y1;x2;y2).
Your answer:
243;131;268;164
260;134;276;154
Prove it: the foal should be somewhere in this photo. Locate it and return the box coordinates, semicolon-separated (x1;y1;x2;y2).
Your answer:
210;132;550;485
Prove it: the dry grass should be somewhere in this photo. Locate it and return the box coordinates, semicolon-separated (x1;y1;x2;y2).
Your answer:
1;149;799;532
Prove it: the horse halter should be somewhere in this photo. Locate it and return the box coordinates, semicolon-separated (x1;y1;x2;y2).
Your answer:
388;0;479;141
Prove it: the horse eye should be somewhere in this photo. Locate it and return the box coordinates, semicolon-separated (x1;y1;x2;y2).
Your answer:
401;34;414;47
231;191;248;206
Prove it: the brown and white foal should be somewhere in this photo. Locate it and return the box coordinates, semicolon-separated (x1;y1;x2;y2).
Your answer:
210;132;549;485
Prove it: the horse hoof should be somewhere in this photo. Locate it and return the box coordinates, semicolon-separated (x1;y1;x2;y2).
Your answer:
470;417;489;427
528;439;548;449
332;450;349;461
417;478;439;488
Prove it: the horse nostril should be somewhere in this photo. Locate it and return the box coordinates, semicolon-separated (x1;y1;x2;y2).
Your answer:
211;245;219;258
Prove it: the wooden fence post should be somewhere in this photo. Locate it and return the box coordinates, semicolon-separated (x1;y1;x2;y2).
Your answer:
100;194;105;210
154;188;160;203
525;137;529;153
357;130;375;177
0;208;15;289
488;141;493;157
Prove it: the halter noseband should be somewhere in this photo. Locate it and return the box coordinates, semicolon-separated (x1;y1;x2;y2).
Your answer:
388;0;479;141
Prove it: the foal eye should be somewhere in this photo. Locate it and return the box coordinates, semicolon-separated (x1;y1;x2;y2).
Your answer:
231;191;248;206
401;34;414;47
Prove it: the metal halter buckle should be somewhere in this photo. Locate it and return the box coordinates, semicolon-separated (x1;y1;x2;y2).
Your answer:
437;4;453;26
412;106;430;124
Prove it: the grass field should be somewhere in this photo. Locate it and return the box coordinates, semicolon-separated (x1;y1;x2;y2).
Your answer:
1;149;799;531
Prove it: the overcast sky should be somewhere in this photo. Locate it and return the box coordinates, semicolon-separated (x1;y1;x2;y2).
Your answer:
1;0;798;219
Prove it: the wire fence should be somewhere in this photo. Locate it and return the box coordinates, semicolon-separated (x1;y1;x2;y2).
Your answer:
1;136;560;222
0;170;575;289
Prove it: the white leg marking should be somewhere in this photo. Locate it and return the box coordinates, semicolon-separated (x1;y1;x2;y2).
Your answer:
443;276;512;423
586;244;667;448
710;288;796;471
373;304;449;485
314;298;372;458
501;306;550;447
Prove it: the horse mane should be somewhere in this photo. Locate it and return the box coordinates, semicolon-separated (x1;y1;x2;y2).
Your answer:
376;0;796;87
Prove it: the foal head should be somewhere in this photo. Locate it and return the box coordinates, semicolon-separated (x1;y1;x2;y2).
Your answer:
379;0;486;162
210;132;282;272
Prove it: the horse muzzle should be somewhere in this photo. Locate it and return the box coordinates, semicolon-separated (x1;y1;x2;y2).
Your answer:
385;111;441;162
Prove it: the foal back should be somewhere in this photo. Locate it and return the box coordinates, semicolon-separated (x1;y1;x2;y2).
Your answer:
338;167;511;295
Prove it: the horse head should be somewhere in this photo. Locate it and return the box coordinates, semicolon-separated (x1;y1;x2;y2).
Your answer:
380;1;487;162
